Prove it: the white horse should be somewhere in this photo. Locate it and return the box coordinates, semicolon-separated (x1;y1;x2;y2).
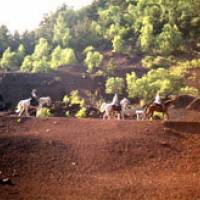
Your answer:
16;96;52;117
100;97;130;120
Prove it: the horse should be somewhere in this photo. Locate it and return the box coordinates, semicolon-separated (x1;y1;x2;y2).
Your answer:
16;96;52;117
145;97;176;120
100;98;130;120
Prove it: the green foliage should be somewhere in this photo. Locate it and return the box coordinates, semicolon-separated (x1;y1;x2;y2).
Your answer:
21;38;51;72
106;58;117;76
0;25;12;55
179;86;199;96
105;77;125;94
126;68;186;101
50;46;62;69
33;38;50;59
21;56;33;72
142;56;173;69
63;95;70;105
69;90;83;105
75;107;87;118
50;46;77;69
84;47;103;73
139;17;154;52
16;44;26;66
36;108;53;117
0;47;18;71
62;48;77;65
53;14;71;47
112;35;124;53
156;24;183;55
32;57;50;73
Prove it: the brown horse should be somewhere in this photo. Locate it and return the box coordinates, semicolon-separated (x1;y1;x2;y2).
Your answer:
145;98;176;120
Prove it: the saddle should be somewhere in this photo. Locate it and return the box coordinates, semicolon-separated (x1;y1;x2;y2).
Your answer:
111;104;121;112
154;103;164;111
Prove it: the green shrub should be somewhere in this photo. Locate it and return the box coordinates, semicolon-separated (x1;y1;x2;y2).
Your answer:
36;108;53;117
75;107;86;118
179;86;199;96
63;95;70;105
142;56;173;69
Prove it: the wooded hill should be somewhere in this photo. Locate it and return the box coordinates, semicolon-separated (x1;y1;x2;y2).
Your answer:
0;0;200;102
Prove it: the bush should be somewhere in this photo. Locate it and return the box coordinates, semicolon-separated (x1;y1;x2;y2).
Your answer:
75;107;87;118
84;47;103;73
179;86;199;96
142;56;173;69
36;108;53;117
63;95;70;105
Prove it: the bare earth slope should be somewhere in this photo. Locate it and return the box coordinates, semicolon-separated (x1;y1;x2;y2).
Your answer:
0;117;200;200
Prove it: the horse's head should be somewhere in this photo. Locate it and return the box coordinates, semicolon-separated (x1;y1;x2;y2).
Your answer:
46;97;52;106
163;96;177;108
120;98;130;111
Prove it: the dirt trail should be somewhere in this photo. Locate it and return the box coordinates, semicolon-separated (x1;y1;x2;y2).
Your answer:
0;117;200;200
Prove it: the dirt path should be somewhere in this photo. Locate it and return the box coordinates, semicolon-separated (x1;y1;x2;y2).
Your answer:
0;117;200;200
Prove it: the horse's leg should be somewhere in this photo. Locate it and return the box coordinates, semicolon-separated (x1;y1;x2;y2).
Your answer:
150;111;154;120
25;106;30;117
117;112;121;120
108;112;111;120
19;105;25;117
136;113;139;121
165;111;169;120
121;110;125;120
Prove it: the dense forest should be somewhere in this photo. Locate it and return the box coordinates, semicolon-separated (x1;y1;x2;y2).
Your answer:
0;0;200;102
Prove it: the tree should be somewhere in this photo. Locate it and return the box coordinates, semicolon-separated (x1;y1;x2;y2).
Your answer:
84;47;103;73
16;44;26;66
50;46;77;69
0;47;17;71
105;77;125;94
50;45;62;69
112;35;124;53
53;14;71;47
21;55;33;72
33;38;50;59
139;17;154;52
126;68;187;101
156;24;183;55
0;25;12;55
21;38;51;72
32;57;50;73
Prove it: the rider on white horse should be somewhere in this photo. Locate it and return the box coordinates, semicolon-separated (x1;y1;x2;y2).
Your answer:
30;89;39;107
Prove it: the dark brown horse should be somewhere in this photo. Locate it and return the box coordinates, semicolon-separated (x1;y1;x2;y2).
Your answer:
145;97;176;120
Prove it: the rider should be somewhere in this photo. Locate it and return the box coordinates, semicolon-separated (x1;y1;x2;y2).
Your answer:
30;89;39;106
154;91;163;109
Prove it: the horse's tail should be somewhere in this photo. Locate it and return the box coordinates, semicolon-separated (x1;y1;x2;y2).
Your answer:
16;102;22;113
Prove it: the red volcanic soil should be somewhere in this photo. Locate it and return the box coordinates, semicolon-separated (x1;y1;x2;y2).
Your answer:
0;117;200;200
